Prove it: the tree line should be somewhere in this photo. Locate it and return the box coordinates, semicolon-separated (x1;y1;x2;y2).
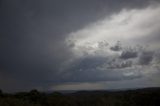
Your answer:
0;88;160;106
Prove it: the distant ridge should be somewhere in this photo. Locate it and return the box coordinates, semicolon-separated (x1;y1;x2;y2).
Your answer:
69;87;160;95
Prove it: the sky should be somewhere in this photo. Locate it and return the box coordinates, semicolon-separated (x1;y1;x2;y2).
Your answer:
0;0;160;92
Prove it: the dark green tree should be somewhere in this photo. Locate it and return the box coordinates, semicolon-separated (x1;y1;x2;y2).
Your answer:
0;89;3;96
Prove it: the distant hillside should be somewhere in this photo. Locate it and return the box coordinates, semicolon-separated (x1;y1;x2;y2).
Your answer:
72;87;160;95
0;87;160;106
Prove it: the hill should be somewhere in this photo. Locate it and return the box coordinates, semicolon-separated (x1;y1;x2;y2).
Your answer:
0;87;160;106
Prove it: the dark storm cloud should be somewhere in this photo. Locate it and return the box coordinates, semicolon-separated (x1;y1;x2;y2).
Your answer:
110;41;122;51
138;51;154;65
120;49;138;59
107;60;132;69
0;0;160;92
154;51;160;63
58;56;140;83
110;42;139;60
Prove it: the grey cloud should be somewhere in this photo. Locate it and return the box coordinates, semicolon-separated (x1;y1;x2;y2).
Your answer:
59;56;140;83
120;49;138;59
138;51;154;65
70;56;108;70
98;41;109;48
154;51;160;63
110;41;122;51
120;61;132;68
107;60;132;69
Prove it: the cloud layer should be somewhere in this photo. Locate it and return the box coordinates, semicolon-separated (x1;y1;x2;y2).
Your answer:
0;0;160;92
